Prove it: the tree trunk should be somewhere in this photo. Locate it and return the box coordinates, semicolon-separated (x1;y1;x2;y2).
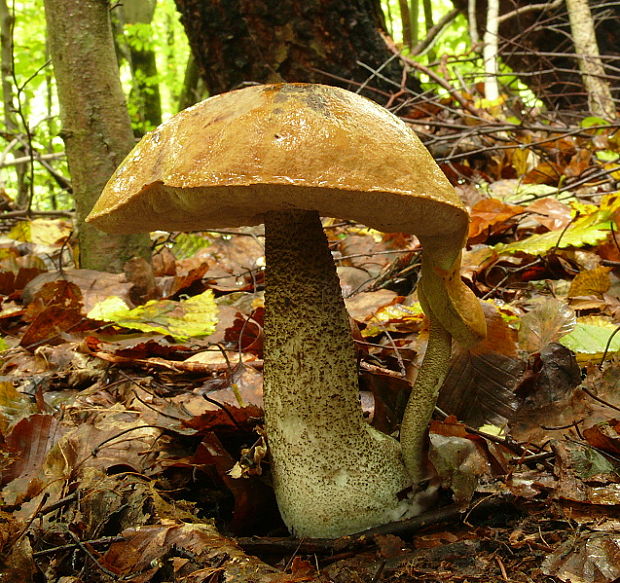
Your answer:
0;0;28;206
422;0;436;60
178;52;206;110
172;0;422;104
410;0;420;47
44;0;151;272
482;0;499;102
451;0;620;113
120;0;163;134
399;0;414;50
565;0;615;118
468;0;479;44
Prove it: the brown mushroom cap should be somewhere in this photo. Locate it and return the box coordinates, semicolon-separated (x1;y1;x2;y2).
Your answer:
87;83;468;244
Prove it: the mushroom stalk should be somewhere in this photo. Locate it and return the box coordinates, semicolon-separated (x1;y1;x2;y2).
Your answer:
263;209;412;539
399;298;452;483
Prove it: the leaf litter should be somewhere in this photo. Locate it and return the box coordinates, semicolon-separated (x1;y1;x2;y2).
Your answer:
1;121;620;583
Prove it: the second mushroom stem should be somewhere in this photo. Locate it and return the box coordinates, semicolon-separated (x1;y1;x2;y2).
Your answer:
399;296;452;484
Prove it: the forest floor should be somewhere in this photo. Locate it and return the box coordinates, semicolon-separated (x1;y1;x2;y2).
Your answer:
1;101;620;582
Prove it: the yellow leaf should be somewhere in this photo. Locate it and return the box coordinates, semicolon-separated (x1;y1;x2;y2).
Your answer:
8;219;72;246
568;266;612;298
88;290;219;341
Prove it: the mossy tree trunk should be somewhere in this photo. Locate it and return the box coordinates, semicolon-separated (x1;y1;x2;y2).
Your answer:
172;0;422;104
565;0;616;118
44;0;151;272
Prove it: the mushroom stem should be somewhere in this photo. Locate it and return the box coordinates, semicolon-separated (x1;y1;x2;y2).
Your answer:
399;298;452;484
263;209;412;538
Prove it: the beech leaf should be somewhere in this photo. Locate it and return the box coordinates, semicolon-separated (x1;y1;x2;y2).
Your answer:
87;290;218;341
559;317;620;362
495;192;620;255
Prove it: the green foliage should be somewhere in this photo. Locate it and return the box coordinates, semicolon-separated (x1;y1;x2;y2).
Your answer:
124;22;156;52
0;0;191;211
382;0;466;58
145;0;190;117
169;232;213;260
0;0;69;210
380;0;538;108
580;116;610;130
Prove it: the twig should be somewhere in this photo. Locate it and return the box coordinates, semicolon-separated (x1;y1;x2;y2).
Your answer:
384;44;482;118
67;530;120;579
498;0;564;24
580;384;620;412
33;535;126;558
235;495;518;554
0;208;73;219
92;424;165;456
0;151;64;168
39;492;78;515
335;248;419;262
360;360;406;380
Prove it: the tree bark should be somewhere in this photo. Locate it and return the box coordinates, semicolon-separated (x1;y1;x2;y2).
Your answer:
173;0;422;104
468;0;479;44
422;0;435;60
44;0;151;271
410;0;420;47
178;52;206;110
565;0;616;118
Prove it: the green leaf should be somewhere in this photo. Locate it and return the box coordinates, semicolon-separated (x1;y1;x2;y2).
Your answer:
580;116;610;129
171;233;212;259
87;291;219;341
559;319;620;363
495;193;620;255
564;441;618;479
596;150;620;163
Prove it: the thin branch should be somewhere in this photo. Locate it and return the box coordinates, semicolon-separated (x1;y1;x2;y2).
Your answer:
394;52;482;117
498;0;564;25
411;8;460;56
0;151;64;168
0;208;73;219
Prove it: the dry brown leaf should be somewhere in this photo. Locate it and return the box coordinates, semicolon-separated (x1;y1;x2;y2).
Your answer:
526;197;573;231
568;266;612;298
468;198;526;243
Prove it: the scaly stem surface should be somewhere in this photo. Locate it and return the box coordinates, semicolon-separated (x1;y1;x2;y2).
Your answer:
263;209;411;538
399;296;452;484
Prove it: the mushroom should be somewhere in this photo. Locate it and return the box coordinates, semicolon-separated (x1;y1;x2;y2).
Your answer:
87;83;486;538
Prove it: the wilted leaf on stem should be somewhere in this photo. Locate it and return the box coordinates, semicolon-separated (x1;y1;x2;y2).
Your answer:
519;297;576;353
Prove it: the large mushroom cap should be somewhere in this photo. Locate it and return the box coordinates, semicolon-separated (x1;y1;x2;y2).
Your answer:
87;83;468;242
